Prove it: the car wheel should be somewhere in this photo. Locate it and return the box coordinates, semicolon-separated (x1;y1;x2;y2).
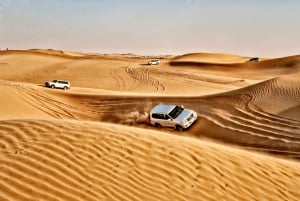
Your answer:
63;86;67;90
176;125;184;132
51;85;55;89
155;123;162;128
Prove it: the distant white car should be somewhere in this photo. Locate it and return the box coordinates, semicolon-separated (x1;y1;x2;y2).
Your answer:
150;104;197;131
44;80;70;90
148;59;160;65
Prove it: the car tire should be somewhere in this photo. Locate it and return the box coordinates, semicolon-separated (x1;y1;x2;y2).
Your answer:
176;125;184;132
51;85;55;89
155;123;162;128
63;86;67;90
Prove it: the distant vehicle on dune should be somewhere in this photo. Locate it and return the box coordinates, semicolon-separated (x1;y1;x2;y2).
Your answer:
247;57;259;62
44;80;70;90
148;59;160;65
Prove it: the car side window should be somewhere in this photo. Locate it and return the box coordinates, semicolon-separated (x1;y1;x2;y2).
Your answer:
152;113;159;119
152;113;165;119
58;81;68;84
159;114;165;119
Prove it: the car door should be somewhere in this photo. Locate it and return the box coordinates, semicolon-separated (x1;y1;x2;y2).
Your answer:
164;114;174;128
155;113;166;127
58;81;64;88
158;114;172;127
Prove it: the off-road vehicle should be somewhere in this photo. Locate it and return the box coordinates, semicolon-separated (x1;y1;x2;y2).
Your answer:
148;59;160;65
44;80;70;90
150;104;197;131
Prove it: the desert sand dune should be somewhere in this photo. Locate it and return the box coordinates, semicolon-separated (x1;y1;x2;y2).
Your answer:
170;53;300;79
171;52;253;64
1;119;300;201
1;75;300;160
0;50;259;95
1;49;300;200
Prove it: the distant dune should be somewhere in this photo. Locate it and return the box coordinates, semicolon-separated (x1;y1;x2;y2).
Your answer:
171;52;253;64
1;49;300;200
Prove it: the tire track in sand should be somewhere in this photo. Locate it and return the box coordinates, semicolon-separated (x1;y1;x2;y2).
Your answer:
13;84;94;120
126;67;165;92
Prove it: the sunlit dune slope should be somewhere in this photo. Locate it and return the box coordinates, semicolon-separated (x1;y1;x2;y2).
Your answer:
171;52;252;64
0;50;257;95
0;81;52;120
1;72;300;160
170;53;300;77
1;49;300;160
193;76;300;159
1;49;300;200
228;73;300;120
2;50;298;97
1;119;300;201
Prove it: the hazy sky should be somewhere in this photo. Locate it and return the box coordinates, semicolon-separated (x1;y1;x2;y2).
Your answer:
1;0;300;57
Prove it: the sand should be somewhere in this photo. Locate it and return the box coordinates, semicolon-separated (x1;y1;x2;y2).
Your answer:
1;49;300;200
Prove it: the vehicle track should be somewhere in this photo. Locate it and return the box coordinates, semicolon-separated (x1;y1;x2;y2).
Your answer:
126;67;165;92
13;84;94;120
110;67;128;91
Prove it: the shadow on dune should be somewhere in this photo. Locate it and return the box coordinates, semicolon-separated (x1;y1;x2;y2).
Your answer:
169;55;300;72
169;61;227;67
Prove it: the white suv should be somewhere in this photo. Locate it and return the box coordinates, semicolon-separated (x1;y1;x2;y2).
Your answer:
148;59;160;65
45;80;70;90
150;104;197;131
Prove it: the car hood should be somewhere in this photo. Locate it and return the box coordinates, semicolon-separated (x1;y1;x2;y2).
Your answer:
174;109;192;121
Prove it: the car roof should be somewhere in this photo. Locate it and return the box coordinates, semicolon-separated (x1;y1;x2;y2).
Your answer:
53;80;69;82
151;104;176;114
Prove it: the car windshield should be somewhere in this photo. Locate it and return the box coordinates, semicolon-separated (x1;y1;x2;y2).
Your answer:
168;106;184;119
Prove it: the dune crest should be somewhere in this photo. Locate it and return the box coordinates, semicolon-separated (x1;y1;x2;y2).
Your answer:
171;52;253;64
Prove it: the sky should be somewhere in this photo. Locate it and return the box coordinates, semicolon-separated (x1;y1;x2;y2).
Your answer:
1;0;300;57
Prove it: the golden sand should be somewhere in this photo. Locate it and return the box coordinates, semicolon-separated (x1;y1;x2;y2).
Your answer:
1;49;300;200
